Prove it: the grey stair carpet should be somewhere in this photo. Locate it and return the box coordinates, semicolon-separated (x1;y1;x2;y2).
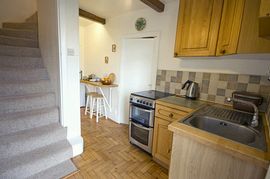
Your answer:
0;12;77;178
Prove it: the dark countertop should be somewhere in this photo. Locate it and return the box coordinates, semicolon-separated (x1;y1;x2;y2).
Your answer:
157;95;207;110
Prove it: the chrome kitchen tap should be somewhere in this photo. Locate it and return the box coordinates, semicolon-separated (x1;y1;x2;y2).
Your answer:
226;97;259;127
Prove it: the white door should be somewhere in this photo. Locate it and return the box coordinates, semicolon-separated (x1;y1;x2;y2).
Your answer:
119;37;158;124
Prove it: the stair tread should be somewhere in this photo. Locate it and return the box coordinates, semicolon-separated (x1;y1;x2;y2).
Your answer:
0;34;38;41
0;140;72;178
0;106;58;121
0;67;46;71
0;122;64;143
0;44;39;50
0;79;49;85
0;27;36;33
0;92;54;101
27;160;77;179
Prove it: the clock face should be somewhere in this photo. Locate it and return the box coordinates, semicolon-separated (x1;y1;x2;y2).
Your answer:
135;18;146;31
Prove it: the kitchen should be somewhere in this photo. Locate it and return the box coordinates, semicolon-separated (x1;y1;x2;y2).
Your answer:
75;0;270;178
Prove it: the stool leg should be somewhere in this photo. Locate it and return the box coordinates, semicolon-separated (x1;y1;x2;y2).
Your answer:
90;98;95;119
84;96;89;115
103;99;107;119
96;98;99;123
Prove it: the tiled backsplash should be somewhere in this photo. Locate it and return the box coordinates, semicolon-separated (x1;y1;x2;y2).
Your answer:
156;70;270;112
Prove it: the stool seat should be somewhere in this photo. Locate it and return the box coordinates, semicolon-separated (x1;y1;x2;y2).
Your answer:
87;92;98;96
91;94;103;98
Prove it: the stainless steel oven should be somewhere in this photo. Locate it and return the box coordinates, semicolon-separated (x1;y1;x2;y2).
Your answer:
129;95;155;154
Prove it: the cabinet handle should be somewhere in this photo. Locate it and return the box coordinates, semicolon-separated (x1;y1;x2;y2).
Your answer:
167;148;171;154
220;49;226;54
266;13;270;16
169;113;174;118
174;52;178;57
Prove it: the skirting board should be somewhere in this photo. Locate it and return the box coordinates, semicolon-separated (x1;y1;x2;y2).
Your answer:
68;136;84;157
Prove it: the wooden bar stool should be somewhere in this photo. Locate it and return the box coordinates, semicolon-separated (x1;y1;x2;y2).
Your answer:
84;92;98;115
90;94;107;123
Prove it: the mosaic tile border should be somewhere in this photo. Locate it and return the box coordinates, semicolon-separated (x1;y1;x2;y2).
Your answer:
156;70;270;112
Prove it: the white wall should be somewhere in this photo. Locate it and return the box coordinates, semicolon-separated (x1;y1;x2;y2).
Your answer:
80;0;270;123
0;0;37;27
58;0;83;156
79;26;86;74
37;0;60;106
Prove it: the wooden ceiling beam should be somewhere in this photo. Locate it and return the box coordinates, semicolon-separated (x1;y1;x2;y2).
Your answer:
79;8;106;25
140;0;165;12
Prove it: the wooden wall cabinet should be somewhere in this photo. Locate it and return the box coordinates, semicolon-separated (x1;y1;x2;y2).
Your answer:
174;0;270;57
259;0;270;39
260;0;270;17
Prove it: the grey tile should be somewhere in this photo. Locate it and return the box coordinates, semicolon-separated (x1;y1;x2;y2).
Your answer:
249;75;261;84
203;73;211;80
259;85;270;94
188;72;196;81
207;94;216;102
227;82;237;90
165;82;170;93
161;70;166;81
219;74;228;81
216;88;226;96
171;76;177;82
236;83;248;91
175;89;181;95
227;74;238;82
156;75;161;86
201;80;209;93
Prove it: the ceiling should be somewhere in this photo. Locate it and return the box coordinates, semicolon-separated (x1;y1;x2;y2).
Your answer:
79;0;176;19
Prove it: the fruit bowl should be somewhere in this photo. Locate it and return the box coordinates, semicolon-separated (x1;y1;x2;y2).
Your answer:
101;78;112;85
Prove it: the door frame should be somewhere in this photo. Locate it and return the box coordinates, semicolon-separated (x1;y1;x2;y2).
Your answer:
118;32;160;124
121;31;160;91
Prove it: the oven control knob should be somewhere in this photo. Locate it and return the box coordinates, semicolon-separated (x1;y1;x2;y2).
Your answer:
130;97;133;101
137;99;139;102
146;102;149;105
149;103;152;106
142;101;145;104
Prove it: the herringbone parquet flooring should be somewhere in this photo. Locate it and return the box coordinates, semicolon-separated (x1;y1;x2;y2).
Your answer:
67;109;168;179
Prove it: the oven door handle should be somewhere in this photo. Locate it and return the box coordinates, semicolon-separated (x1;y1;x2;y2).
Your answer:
131;122;152;131
133;106;154;113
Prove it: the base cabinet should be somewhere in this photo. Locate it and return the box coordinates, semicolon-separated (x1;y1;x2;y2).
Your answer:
152;117;173;168
169;134;267;179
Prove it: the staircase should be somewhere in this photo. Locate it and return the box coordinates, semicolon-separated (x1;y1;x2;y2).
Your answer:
0;13;77;178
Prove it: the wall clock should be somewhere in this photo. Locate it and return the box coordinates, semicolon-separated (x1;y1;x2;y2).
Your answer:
135;17;146;31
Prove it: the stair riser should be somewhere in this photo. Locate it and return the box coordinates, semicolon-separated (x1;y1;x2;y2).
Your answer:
0;81;52;96
0;141;73;179
0;56;43;68
3;23;38;31
0;126;66;159
0;69;48;81
0;45;41;57
0;109;59;136
0;29;37;40
0;93;56;115
0;36;38;48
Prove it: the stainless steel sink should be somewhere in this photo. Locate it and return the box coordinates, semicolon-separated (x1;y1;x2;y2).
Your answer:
182;105;266;151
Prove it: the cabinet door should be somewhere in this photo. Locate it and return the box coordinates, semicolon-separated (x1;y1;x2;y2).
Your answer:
260;0;270;17
216;0;245;56
152;117;173;167
174;0;223;56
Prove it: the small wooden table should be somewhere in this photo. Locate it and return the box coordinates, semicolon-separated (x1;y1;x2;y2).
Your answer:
80;80;118;112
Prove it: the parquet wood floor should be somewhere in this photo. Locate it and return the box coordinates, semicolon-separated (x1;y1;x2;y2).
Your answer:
67;109;168;179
